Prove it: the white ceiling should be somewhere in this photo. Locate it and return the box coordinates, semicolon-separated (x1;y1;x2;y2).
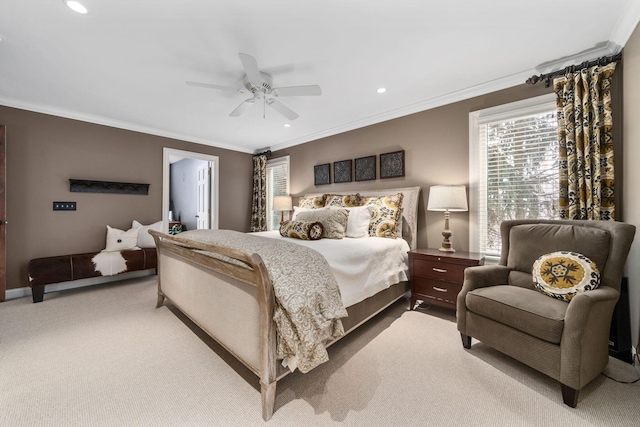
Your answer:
1;1;639;154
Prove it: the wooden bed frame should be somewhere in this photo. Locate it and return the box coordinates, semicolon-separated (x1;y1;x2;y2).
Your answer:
149;186;420;420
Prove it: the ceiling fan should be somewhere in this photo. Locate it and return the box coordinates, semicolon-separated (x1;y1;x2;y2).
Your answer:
186;53;322;121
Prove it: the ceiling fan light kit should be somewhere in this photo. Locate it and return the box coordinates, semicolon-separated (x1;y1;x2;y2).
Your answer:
187;52;321;121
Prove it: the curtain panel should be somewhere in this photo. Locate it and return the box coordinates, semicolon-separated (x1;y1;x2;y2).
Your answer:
250;154;268;232
554;62;616;220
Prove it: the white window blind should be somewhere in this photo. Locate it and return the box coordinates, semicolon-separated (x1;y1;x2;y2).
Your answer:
266;156;290;231
470;94;559;255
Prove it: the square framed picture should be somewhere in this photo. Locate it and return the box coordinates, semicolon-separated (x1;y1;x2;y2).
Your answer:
333;159;352;183
354;155;376;181
314;163;331;185
380;150;405;179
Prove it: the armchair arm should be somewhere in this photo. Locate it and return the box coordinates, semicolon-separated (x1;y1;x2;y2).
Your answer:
459;265;511;294
457;265;511;333
560;286;620;389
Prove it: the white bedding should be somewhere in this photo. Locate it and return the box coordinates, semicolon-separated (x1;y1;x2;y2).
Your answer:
255;231;410;307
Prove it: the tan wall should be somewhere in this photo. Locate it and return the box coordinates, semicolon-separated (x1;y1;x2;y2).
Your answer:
274;83;551;251
0;106;252;290
622;22;640;351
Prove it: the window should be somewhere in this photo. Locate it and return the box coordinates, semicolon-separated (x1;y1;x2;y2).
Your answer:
266;156;290;231
469;94;559;255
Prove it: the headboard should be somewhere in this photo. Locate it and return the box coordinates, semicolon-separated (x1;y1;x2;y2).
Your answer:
302;186;421;250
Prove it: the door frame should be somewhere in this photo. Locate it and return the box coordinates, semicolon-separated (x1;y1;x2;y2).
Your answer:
162;148;219;232
0;125;5;302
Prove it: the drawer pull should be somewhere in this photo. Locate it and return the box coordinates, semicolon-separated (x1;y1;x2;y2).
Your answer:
432;268;448;273
432;286;448;293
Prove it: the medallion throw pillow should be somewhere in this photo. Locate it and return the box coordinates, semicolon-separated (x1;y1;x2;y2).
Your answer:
532;251;600;302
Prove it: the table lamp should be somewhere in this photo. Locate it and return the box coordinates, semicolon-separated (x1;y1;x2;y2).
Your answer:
273;196;293;224
427;185;468;252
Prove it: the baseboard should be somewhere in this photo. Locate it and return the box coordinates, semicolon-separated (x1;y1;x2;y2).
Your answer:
5;269;156;301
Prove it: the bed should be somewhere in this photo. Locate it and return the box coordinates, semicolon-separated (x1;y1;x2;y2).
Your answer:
149;186;420;420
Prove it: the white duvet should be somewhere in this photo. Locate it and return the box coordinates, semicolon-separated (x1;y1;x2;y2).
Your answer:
255;231;410;307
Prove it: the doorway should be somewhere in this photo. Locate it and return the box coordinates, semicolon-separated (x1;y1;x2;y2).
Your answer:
162;148;219;233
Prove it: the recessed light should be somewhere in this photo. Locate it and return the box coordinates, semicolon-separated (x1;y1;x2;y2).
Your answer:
284;123;291;128
64;1;88;14
376;87;386;94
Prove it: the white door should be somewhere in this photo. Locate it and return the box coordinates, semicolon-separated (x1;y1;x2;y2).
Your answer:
196;163;210;229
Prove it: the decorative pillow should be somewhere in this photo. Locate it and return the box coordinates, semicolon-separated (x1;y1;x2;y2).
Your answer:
362;193;404;239
532;251;601;302
295;208;349;239
329;205;372;238
298;195;326;209
279;221;324;240
131;220;163;248
105;225;139;252
169;223;183;235
324;193;365;207
291;206;328;221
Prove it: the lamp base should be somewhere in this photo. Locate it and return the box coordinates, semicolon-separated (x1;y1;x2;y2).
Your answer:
439;210;456;252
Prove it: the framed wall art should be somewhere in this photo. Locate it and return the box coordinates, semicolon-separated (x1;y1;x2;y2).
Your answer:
333;159;352;183
354;155;376;181
380;150;405;179
314;163;331;185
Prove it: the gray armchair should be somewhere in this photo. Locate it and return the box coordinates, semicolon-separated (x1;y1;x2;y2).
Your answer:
457;219;635;407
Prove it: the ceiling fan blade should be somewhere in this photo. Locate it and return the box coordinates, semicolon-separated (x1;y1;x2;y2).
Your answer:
267;99;299;120
273;85;322;97
238;53;262;88
186;81;237;92
229;99;255;117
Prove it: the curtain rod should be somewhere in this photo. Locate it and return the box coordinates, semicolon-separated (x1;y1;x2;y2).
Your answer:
253;150;271;158
526;52;622;87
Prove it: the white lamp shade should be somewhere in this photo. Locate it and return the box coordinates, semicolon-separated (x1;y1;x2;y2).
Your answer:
427;185;468;212
273;196;293;211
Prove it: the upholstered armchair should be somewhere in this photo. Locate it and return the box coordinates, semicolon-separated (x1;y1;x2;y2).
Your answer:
457;219;635;407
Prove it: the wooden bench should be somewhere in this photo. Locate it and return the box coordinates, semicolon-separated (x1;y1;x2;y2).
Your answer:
28;248;157;303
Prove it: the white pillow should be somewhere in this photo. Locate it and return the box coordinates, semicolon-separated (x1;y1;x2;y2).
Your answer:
132;220;163;248
291;206;328;221
105;225;139;252
330;205;372;238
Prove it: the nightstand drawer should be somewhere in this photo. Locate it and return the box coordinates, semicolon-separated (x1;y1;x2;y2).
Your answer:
411;277;461;306
412;258;467;282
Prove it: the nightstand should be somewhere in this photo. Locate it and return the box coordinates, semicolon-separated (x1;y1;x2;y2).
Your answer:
409;249;483;310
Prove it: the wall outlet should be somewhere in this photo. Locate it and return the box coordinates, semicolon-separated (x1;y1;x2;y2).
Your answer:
53;202;76;211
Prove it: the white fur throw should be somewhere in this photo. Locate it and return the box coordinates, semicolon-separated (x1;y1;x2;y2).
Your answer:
92;251;127;276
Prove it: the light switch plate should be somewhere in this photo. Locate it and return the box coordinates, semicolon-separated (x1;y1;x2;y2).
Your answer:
53;202;76;211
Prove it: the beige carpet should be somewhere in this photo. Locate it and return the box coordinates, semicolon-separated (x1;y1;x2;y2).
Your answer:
1;277;639;426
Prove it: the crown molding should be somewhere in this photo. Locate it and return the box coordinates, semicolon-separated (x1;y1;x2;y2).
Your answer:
0;96;254;154
611;0;640;49
532;41;621;75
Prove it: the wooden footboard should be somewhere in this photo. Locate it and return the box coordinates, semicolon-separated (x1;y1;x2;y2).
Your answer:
150;230;279;420
149;230;409;420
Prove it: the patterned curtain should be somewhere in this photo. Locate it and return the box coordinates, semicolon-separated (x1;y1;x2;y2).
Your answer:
554;62;616;220
250;154;268;232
